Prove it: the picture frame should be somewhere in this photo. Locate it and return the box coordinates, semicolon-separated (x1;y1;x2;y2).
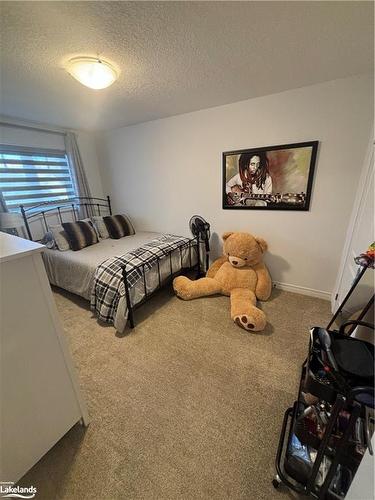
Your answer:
222;141;319;211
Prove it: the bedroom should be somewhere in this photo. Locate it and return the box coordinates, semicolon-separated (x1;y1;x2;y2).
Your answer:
0;1;374;499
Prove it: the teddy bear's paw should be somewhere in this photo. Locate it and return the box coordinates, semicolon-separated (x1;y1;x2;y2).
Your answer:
234;315;260;332
173;276;192;300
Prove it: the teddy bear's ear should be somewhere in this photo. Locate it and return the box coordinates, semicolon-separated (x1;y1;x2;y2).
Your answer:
222;232;234;241
255;236;268;253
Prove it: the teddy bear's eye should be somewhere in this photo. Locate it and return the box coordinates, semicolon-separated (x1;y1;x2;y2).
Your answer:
244;258;248;261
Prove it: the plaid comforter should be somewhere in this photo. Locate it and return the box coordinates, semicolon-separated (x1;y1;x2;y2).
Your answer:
90;234;192;324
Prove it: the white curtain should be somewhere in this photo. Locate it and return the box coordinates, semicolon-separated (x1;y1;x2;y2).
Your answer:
64;132;93;217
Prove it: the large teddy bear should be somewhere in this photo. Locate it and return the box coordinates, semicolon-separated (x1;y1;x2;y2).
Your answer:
173;232;272;332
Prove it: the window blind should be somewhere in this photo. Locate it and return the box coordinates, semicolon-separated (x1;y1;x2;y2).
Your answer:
0;145;76;211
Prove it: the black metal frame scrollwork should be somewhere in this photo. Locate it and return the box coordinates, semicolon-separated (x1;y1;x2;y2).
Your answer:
20;195;112;241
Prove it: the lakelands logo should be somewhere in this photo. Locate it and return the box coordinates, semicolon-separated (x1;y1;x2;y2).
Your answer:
0;482;37;499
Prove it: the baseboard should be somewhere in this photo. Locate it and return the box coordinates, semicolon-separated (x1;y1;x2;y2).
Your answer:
273;281;331;301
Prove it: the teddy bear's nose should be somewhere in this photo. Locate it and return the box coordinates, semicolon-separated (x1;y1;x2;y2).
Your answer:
232;260;238;265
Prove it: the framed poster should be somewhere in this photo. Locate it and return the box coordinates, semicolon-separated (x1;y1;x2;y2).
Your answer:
222;141;318;210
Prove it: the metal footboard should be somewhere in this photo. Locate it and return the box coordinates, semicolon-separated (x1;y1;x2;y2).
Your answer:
122;236;201;328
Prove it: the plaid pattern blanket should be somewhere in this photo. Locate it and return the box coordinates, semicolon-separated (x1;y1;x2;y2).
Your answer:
90;234;192;324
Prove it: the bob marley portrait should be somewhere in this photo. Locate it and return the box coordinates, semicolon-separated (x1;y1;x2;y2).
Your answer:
223;141;318;211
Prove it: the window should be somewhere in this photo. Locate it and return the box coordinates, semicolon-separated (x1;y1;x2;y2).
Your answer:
0;145;76;212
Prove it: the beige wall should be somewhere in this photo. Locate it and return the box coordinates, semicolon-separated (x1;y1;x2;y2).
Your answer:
97;75;373;297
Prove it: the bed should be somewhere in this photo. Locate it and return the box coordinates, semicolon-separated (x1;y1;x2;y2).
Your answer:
20;196;200;331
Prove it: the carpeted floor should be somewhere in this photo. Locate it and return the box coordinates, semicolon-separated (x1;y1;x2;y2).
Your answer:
18;286;332;500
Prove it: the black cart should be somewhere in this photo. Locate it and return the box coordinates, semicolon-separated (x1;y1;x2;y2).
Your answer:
273;260;374;499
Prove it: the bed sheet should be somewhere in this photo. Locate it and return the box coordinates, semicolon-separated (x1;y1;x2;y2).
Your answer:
42;231;196;331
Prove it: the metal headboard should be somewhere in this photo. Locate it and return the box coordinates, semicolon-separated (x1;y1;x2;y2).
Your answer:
20;195;112;241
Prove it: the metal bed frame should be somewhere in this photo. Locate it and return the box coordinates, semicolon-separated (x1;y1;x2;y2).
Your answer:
20;195;113;241
20;196;201;329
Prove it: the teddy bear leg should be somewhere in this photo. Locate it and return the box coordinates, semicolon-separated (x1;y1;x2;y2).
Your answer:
173;276;222;300
230;288;267;332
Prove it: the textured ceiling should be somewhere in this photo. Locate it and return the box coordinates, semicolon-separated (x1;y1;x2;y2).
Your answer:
0;1;373;131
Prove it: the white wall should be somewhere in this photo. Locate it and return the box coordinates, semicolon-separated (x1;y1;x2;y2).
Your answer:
98;75;373;297
0;124;104;198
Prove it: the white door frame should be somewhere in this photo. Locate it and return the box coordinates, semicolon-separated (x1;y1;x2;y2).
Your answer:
331;132;374;312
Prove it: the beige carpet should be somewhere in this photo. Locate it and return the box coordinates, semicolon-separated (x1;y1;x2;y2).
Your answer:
18;286;331;500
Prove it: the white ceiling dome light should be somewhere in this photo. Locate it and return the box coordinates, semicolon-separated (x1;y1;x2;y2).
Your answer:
66;57;118;90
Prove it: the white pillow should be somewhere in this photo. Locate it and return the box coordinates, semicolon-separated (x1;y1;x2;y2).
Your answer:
91;216;109;239
49;224;70;251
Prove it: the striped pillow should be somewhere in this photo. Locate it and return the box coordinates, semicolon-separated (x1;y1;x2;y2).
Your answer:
103;214;135;239
62;220;99;251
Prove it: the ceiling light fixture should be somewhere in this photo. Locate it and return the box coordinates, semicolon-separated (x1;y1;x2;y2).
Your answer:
66;57;118;90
